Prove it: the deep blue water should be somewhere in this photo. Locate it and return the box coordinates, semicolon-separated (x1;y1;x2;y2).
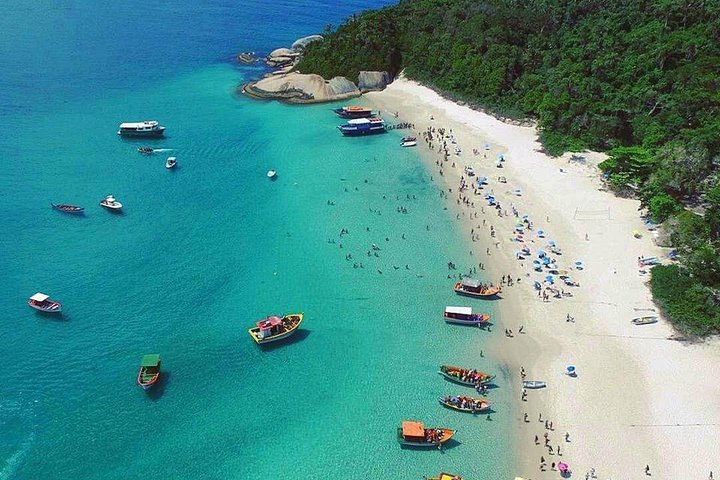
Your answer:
0;1;512;479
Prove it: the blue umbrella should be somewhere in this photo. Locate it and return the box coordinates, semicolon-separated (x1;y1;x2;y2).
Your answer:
484;143;490;150
567;366;576;373
545;275;554;283
537;249;547;257
547;240;556;247
497;153;504;161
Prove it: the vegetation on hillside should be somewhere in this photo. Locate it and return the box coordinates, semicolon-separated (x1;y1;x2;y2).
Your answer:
296;0;720;334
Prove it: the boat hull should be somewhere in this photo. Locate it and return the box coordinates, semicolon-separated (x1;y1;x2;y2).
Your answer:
118;128;165;138
28;303;62;314
338;127;387;136
443;314;489;326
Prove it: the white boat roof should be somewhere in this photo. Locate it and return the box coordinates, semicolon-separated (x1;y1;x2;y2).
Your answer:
347;117;384;125
445;306;472;315
30;293;49;302
167;157;176;161
119;121;159;128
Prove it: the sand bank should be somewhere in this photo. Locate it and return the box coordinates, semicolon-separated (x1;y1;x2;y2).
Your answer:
366;78;720;479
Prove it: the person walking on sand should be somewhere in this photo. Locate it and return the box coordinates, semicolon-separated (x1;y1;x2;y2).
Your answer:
565;432;570;442
645;465;651;476
534;435;539;445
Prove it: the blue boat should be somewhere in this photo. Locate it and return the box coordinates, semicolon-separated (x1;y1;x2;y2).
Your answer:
337;117;387;136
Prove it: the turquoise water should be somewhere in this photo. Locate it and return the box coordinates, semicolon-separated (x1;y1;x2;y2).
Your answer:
0;1;511;479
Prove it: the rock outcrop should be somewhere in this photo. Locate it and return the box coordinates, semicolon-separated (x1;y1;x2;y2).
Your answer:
358;71;391;92
266;47;300;68
242;73;360;104
291;35;324;51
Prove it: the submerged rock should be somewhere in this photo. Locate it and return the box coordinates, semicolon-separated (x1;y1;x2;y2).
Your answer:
242;72;360;104
358;71;391;92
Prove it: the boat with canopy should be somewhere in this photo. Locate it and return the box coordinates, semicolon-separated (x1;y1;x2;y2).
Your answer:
443;306;489;326
453;279;501;298
428;473;463;480
28;292;62;313
136;354;161;390
438;365;494;386
397;421;455;448
248;313;304;344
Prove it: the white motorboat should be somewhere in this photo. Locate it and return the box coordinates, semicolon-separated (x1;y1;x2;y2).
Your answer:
267;170;277;179
523;380;546;389
631;316;658;325
400;136;417;147
100;195;122;210
165;157;177;169
117;120;165;137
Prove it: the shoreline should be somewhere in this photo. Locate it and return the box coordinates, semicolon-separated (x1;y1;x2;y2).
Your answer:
365;77;720;479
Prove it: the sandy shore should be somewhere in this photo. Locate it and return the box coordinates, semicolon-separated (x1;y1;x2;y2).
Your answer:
366;78;720;479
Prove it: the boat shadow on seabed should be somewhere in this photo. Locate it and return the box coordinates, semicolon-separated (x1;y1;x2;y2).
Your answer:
259;329;311;352
146;371;171;401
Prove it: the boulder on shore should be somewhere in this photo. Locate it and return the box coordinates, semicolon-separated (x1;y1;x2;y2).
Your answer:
291;35;324;51
242;72;361;104
358;71;391;92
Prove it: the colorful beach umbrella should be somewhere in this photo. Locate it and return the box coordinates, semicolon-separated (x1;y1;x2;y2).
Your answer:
566;366;576;373
557;462;569;472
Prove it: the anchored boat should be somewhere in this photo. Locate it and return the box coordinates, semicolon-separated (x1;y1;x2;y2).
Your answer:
248;313;303;345
428;474;463;480
338;117;387;136
333;105;375;119
397;421;455;448
401;136;417;147
137;354;161;390
28;292;62;313
51;203;84;214
117;120;165;137
438;365;494;386
443;306;489;326
438;395;490;413
453;279;501;298
100;195;122;210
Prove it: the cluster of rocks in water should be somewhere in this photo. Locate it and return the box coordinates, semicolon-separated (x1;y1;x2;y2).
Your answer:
238;34;391;104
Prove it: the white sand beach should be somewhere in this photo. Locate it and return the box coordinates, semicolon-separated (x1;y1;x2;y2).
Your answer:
366;78;720;479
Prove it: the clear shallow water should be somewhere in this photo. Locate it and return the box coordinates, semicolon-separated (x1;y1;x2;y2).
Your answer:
0;1;512;479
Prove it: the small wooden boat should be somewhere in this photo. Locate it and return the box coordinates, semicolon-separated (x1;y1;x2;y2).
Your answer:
632;315;658;325
28;292;62;313
248;313;303;344
401;136;417;147
438;395;490;413
397;421;455;448
100;195;122;210
138;146;154;155
267;170;277;179
438;365;494;386
453;279;501;298
443;306;489;326
137;354;161;390
165;157;177;169
428;473;463;480
523;380;546;389
51;203;84;214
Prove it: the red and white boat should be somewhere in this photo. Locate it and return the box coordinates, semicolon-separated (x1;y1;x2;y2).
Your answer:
28;292;62;313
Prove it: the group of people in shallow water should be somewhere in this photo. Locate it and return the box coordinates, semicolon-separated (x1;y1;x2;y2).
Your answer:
442;395;488;412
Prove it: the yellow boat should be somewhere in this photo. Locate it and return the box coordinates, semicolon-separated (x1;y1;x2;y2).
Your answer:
248;313;303;344
428;474;463;480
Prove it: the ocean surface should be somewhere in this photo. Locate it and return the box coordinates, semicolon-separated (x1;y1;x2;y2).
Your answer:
0;1;512;479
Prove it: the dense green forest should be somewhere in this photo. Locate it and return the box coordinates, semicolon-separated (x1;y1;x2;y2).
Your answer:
297;0;720;334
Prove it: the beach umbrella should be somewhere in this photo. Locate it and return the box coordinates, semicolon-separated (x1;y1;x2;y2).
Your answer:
484;143;490;150
537;249;547;257
575;260;584;270
545;275;554;283
547;240;556;247
497;153;504;161
557;462;569;472
537;230;545;237
566;366;576;374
